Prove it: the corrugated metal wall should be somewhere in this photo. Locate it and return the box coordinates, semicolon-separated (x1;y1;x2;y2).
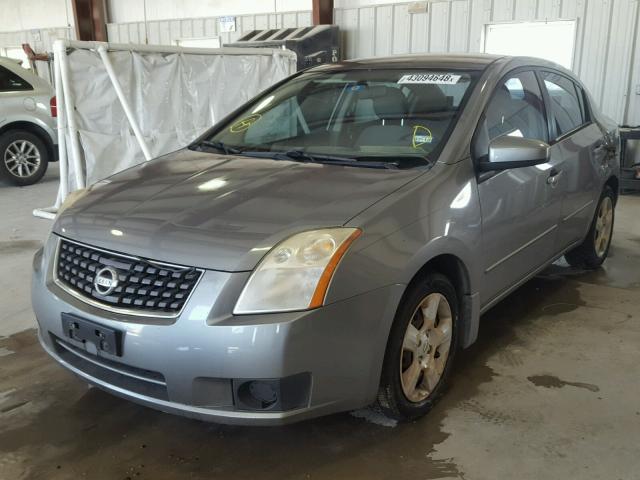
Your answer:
0;27;73;55
2;1;638;124
334;0;640;125
105;11;312;45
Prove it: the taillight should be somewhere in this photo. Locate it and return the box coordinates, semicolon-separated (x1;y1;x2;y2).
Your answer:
50;96;57;117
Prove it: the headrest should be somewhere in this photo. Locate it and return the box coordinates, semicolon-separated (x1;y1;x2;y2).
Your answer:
368;87;408;120
409;84;450;113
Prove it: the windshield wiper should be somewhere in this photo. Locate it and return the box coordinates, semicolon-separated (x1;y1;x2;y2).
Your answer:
240;149;400;169
192;140;242;155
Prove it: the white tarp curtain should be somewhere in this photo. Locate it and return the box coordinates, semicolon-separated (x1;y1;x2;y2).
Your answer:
63;48;296;190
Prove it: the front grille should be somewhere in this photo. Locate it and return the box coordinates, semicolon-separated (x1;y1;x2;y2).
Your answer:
55;238;202;316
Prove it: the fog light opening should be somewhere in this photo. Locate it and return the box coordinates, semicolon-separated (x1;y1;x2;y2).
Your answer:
238;380;279;410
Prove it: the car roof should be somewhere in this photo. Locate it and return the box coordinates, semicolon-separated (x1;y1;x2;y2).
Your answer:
311;53;573;76
315;53;505;71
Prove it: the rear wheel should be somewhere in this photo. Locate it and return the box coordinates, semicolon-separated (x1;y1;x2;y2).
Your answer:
565;186;615;269
376;272;459;421
0;130;49;186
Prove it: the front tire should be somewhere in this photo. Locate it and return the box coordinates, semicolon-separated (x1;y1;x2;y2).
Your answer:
0;130;49;186
376;272;459;421
565;186;615;269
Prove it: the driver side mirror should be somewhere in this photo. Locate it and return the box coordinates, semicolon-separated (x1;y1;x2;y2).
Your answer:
478;136;550;172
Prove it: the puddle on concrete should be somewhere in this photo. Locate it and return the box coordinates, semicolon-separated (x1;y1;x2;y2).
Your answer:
527;374;600;393
0;347;14;357
0;240;42;255
541;302;583;315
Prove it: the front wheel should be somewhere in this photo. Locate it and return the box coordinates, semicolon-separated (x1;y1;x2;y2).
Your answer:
565;186;615;269
376;272;459;421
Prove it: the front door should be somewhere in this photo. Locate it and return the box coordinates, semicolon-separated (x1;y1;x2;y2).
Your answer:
474;70;564;305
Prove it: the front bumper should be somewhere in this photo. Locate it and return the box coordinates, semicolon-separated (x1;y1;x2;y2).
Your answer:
32;236;404;425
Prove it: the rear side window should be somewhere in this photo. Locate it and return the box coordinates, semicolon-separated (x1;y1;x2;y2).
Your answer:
0;65;32;92
541;71;586;139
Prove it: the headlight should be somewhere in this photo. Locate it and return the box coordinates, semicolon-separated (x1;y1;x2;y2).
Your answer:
57;188;89;216
234;228;362;314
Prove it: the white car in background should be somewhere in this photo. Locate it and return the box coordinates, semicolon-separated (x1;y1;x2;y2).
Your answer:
0;56;57;185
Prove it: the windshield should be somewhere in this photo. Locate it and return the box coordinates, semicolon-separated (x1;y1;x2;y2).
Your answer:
200;69;478;168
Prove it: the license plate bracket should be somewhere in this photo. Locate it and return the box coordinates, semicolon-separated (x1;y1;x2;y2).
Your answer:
61;313;123;356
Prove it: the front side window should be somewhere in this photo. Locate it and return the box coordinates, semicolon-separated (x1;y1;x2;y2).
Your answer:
486;71;548;142
473;70;547;161
541;71;586;139
0;66;32;92
205;69;478;168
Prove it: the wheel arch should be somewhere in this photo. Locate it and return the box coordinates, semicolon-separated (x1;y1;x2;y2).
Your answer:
604;175;619;205
0;121;56;163
402;250;480;349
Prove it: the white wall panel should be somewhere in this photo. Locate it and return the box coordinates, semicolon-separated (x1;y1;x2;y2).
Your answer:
537;0;561;19
357;7;376;58
104;11;312;47
561;0;583;18
576;0;612;108
332;0;639;124
4;0;634;124
468;0;492;52
341;8;360;59
410;10;429;53
0;0;74;31
106;0;311;23
514;0;536;20
391;4;411;54
492;0;515;22
626;7;640;125
429;1;450;53
375;5;394;56
599;0;638;123
449;0;470;52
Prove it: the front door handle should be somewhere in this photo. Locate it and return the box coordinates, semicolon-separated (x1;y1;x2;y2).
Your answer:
547;168;561;186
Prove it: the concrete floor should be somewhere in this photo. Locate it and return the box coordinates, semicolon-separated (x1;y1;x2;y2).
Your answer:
1;166;639;480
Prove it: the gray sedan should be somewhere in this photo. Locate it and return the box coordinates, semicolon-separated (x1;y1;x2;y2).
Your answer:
32;54;619;424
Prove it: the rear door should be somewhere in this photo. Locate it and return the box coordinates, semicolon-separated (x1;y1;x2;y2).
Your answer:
474;69;564;305
539;70;603;249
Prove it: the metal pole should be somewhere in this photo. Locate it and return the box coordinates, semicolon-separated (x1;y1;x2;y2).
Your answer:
97;44;153;161
63;39;295;57
53;43;68;205
56;39;86;189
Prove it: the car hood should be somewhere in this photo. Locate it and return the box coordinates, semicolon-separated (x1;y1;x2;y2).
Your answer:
54;149;423;271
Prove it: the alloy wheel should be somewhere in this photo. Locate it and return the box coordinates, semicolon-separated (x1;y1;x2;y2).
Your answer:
400;292;453;403
4;140;41;179
594;196;613;258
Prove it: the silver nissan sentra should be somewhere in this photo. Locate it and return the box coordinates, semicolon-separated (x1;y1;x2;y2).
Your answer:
32;54;619;425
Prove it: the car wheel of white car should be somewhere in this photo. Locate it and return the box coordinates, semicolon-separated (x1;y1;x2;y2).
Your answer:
565;186;615;269
376;272;459;421
0;130;49;186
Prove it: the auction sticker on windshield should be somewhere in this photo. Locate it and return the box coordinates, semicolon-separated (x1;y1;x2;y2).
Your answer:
398;73;461;84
